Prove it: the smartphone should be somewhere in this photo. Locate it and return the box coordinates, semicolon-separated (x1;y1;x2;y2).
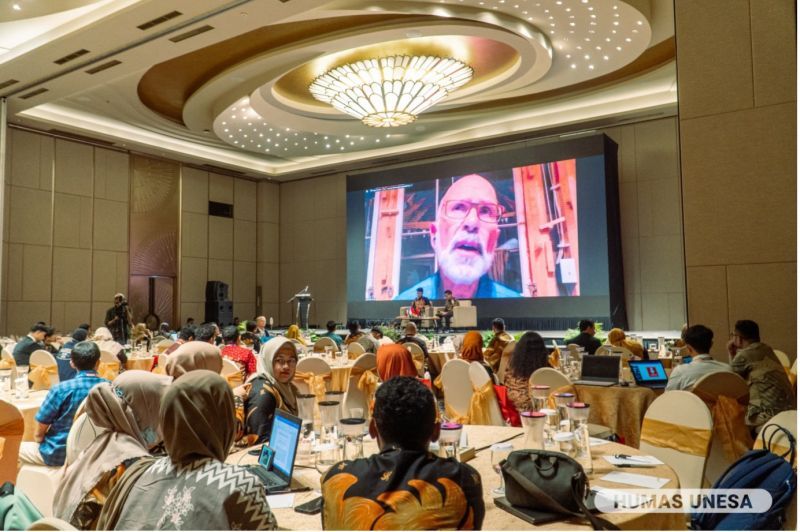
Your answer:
258;444;274;469
295;496;323;515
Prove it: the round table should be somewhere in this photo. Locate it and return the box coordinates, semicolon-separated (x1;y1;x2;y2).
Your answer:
5;390;49;441
572;384;657;448
125;356;154;371
227;425;684;530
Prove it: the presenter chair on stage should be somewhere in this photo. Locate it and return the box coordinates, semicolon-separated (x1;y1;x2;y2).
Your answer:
395;174;520;300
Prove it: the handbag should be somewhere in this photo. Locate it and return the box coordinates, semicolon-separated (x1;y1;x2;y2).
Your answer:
501;450;618;530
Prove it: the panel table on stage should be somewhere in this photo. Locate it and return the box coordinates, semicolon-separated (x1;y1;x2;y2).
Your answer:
227;425;684;530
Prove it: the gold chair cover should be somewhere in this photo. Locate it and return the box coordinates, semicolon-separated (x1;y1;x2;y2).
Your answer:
29;363;57;391
97;361;120;381
640;417;713;457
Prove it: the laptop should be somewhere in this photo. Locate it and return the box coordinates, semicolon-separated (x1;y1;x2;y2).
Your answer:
246;409;302;493
573;355;620;387
629;359;669;389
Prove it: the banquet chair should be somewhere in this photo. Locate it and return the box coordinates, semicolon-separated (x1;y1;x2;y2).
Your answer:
98;350;121;381
495;341;516;383
468;362;504;426
346;341;365;359
440;359;472;423
1;347;15;365
755;410;797;529
154;338;175;355
313;337;337;353
16;409;105;517
293;356;332;397
27;517;78;530
29;350;59;390
403;342;425;377
343;353;377;419
790;358;798;389
691;372;750;486
220;358;244;388
0;400;24;485
773;350;791;369
639;390;713;489
529;367;572;391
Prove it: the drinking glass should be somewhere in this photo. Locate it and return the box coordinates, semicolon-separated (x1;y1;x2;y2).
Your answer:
349;407;364;419
541;408;559;449
490;443;514;496
530;385;550;412
0;369;11;397
339;417;366;460
439;422;462;461
14;366;28;400
314;442;340;475
324;346;333;361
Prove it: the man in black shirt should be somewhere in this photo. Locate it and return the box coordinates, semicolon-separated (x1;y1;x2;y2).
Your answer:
566;319;602;355
104;293;133;344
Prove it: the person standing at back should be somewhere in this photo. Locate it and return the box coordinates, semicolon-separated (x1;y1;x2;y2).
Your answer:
727;320;795;431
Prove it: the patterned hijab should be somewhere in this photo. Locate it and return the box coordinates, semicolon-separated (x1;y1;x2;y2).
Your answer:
161;370;235;464
460;331;485;363
286;325;308;346
165;341;222;379
257;336;299;414
376;344;418;381
53;370;171;524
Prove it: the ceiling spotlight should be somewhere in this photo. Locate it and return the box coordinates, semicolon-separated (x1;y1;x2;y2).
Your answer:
309;55;473;127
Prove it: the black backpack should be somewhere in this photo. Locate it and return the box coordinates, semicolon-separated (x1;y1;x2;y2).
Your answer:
691;424;796;530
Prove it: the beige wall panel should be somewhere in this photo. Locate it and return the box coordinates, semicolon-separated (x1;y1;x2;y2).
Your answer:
6;243;23;301
637;178;682;238
328;174;346;219
257;182;280;223
8;186;52;245
633;119;679;183
625;290;642;331
3;184;10;241
311;176;341;220
311;219;339;261
750;0;796;107
618;181;639;240
115;253;129;294
208;173;233;204
52;247;92;301
22;245;52;301
621;233;641;295
641;293;670;331
208;216;233;259
674;0;753;118
727;261;796;356
667;292;687;331
681;103;795;266
601;126;637;183
92;250;119;300
92;301;112;331
261;303;279;325
257;262;279;303
51;302;65;332
53;193;93;249
208;259;233;288
279;221;295;261
233;220;257;262
94;148;129;203
9;129;53;190
257;222;279;263
180;257;208;303
54;139;93;196
639;235;685;294
93;199;128;252
686;265;729;360
180;302;204;325
63;302;91;331
182;167;209;214
279;181;304;224
234;302;255;322
181;212;208;258
7;302;50;335
233;260;256;303
234;179;257;222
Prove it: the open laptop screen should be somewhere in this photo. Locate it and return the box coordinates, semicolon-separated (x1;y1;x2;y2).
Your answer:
629;360;668;384
269;410;301;479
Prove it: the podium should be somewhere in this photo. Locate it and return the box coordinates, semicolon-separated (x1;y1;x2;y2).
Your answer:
288;288;313;329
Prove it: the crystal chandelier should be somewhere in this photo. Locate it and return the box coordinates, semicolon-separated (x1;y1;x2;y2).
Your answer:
309;55;473;127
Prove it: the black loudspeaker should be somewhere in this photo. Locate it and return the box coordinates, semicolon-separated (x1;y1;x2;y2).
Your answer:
205;300;233;326
206;281;229;301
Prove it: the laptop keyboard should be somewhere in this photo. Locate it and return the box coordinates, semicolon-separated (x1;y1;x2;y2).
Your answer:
245;465;284;489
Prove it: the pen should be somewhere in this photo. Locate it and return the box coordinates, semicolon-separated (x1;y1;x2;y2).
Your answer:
616;464;656;468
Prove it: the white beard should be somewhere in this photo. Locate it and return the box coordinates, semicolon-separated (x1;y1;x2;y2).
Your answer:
437;246;492;285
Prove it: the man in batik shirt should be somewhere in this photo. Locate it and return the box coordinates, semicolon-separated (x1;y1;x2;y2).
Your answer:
321;377;484;530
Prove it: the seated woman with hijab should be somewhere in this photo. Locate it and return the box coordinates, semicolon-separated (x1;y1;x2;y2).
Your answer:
285;324;309;353
606;328;646;359
460;331;497;384
165;340;223;379
97;370;276;530
53;370;169;529
238;336;299;444
376;344;418;382
502;332;550;413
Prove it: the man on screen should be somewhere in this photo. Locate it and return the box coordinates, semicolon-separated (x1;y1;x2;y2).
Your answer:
396;174;521;299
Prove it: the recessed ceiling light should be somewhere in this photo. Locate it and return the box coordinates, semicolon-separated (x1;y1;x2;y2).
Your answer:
12;3;21;11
